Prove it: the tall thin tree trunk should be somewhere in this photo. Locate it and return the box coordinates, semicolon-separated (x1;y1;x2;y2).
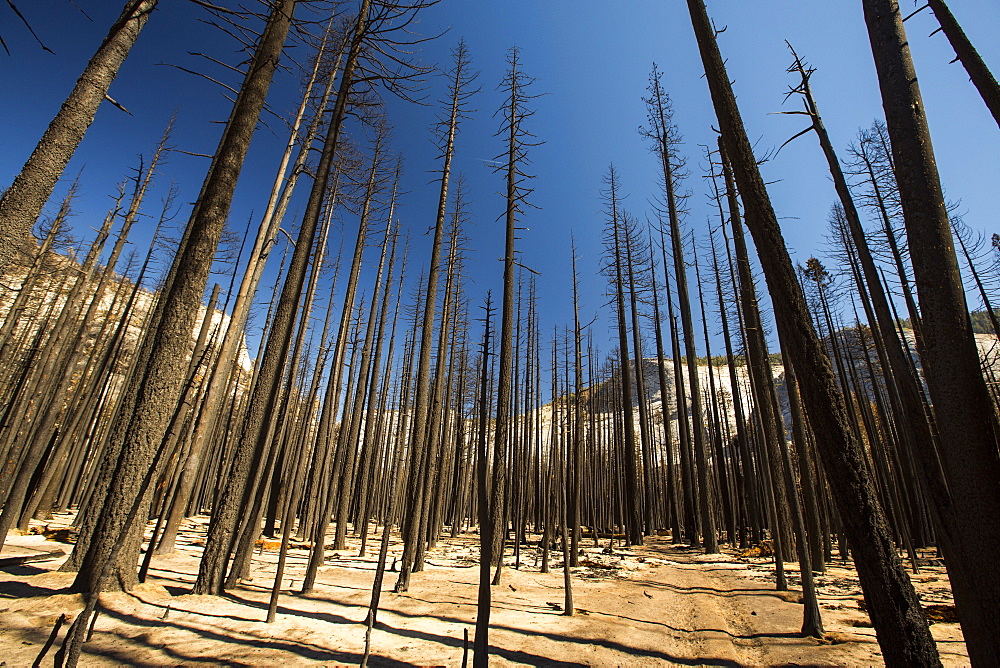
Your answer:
195;1;373;597
58;3;296;663
687;1;938;662
395;41;475;590
473;295;495;668
0;0;157;273
926;0;1000;128
864;1;1000;661
71;0;296;597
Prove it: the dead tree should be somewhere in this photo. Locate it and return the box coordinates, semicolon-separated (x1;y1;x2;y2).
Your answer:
601;166;643;546
0;0;157;273
924;0;1000;128
687;1;938;661
643;70;711;548
568;237;586;566
70;0;298;597
488;46;539;568
864;0;1000;661
473;294;495;668
156;17;348;555
58;3;298;663
394;38;477;591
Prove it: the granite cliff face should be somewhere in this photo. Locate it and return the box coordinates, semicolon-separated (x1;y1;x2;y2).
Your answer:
539;324;1000;451
0;248;253;401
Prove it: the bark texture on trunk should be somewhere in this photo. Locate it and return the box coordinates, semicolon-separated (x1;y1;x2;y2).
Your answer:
0;0;157;274
195;0;370;597
686;1;938;663
926;0;1000;128
72;0;295;596
864;1;1000;663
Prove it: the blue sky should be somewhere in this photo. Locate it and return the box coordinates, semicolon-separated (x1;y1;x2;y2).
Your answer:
2;0;999;372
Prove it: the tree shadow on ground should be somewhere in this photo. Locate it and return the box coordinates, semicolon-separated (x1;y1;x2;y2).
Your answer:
163;579;748;667
305;593;746;667
92;605;416;666
222;590;358;626
632;578;798;600
379;617;744;667
0;579;69;598
586;608;807;641
0;563;48;577
122;590;260;624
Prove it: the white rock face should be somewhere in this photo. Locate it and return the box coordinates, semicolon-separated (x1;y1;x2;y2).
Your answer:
0;250;254;393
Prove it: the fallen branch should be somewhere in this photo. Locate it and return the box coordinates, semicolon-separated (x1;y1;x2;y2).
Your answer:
32;613;68;667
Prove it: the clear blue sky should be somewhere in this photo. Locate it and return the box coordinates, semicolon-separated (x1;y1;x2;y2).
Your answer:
2;0;999;370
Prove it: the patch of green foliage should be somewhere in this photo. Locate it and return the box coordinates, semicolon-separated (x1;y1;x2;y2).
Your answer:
898;309;999;336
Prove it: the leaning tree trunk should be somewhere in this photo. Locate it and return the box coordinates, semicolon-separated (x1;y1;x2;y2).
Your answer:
71;0;297;597
58;2;296;665
723;157;791;590
394;40;474;591
686;1;938;663
0;0;157;274
157;24;344;556
926;0;1000;129
864;1;1000;662
194;0;373;597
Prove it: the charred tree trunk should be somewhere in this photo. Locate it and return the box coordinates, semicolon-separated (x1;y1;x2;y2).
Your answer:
864;1;1000;661
0;0;157;273
687;1;938;662
926;0;1000;129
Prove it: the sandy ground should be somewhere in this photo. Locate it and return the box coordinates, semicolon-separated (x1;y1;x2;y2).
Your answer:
0;516;968;666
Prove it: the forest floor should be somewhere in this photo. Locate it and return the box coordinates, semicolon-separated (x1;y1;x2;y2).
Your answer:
0;515;968;666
